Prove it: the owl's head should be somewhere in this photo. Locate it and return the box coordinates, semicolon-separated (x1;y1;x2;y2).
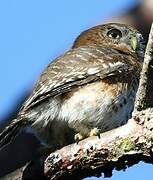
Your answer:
73;23;145;59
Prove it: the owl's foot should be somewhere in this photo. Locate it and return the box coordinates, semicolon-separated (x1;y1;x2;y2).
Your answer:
74;128;100;144
74;133;84;144
89;128;100;139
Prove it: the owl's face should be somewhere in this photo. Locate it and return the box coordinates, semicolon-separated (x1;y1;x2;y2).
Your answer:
73;23;145;59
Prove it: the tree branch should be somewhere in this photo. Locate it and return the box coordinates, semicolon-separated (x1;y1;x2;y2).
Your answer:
44;109;153;179
134;23;153;111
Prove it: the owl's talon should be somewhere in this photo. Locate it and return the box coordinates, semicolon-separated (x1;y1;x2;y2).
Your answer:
74;133;83;144
89;128;100;138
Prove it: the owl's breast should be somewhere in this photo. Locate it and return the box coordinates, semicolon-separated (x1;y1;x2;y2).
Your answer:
58;78;137;136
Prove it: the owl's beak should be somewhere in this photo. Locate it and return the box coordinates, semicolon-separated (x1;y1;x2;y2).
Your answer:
130;35;137;51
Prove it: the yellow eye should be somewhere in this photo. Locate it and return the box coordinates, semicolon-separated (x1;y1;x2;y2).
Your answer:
107;28;122;39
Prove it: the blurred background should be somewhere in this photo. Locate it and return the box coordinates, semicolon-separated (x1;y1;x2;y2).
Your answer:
0;0;153;179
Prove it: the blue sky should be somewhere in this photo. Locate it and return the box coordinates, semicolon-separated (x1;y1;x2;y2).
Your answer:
1;0;153;179
84;162;153;180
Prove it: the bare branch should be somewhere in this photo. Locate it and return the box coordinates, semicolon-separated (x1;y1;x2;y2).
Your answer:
134;23;153;112
44;109;153;179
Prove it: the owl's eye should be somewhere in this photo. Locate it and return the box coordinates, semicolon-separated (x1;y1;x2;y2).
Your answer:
107;29;122;39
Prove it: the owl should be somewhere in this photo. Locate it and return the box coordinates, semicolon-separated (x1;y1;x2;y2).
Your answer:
0;23;145;151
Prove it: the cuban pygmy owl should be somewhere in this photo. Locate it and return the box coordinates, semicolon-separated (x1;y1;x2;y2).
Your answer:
0;23;145;151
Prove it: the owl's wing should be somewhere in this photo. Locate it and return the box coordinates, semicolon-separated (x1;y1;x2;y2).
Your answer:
22;45;132;111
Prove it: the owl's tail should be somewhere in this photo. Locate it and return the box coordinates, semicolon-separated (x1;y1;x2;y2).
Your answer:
0;118;27;149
